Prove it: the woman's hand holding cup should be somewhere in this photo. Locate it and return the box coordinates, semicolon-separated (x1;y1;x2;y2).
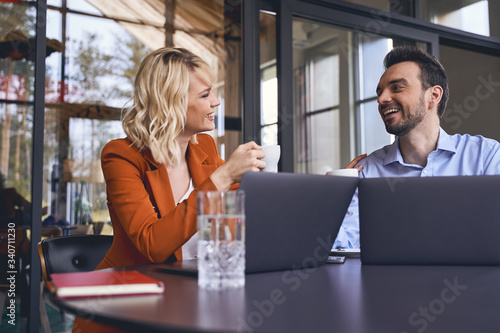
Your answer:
210;141;265;190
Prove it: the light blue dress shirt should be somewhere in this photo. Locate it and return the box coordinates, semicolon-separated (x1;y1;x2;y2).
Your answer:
333;127;500;249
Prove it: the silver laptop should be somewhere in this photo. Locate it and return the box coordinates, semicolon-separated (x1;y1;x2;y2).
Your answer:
156;171;358;274
359;175;500;265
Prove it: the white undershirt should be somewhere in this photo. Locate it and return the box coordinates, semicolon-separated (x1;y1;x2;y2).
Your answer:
178;179;198;260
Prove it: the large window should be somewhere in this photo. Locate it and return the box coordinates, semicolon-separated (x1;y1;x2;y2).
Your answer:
44;0;243;229
291;17;431;174
292;20;345;174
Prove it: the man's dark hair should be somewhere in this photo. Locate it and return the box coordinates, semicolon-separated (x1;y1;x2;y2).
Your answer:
383;46;449;117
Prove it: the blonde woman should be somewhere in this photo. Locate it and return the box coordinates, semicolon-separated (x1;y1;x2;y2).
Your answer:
73;47;264;333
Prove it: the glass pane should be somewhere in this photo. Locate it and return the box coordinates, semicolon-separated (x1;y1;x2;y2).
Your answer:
43;105;124;228
341;0;391;12
260;11;277;144
359;37;389;99
66;118;123;224
67;0;103;15
45;50;62;103
66;13;149;108
309;51;339;111
0;0;36;330
46;10;63;104
293;19;350;173
261;65;277;126
307;111;341;174
440;44;500;142
0;103;34;204
339;0;414;15
47;9;61;41
420;0;496;37
48;0;62;6
261;124;278;146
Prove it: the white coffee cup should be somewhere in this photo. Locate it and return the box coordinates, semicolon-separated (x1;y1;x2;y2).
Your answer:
326;168;359;177
261;145;281;173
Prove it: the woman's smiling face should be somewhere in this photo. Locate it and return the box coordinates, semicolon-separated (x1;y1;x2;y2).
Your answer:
182;71;220;137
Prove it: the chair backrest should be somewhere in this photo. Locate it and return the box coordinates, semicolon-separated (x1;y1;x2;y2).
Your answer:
38;234;113;285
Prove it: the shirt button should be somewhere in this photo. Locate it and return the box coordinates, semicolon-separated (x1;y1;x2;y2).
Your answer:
422;170;427;174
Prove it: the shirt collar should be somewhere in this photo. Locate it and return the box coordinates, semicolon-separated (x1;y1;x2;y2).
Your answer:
435;127;457;153
383;127;456;166
384;139;402;166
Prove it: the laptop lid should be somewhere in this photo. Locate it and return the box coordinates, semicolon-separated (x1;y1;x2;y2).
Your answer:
240;172;358;273
156;172;358;275
359;175;500;265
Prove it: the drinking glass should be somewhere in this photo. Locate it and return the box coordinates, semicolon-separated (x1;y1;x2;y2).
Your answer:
197;190;245;289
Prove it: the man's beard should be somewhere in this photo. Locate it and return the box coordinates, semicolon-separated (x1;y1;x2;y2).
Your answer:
385;97;426;137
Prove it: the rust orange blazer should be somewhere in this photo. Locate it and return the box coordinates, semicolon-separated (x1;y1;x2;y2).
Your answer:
73;134;231;333
97;133;231;269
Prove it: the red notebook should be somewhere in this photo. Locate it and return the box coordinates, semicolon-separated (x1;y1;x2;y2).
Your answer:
48;270;164;299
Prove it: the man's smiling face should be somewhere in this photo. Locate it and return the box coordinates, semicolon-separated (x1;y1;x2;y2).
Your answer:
376;61;429;137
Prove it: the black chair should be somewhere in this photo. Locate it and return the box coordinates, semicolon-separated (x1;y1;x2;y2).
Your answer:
38;234;113;286
37;234;113;329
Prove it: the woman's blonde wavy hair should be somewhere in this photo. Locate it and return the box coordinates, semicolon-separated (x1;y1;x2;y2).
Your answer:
122;47;215;167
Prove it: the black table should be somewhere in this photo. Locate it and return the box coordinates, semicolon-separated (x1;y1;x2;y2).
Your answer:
48;259;500;333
